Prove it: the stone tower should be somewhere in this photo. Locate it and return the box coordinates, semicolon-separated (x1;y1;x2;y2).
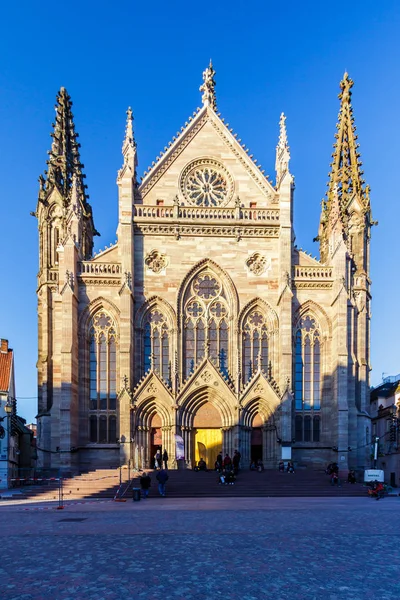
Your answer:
317;73;374;469
36;88;97;472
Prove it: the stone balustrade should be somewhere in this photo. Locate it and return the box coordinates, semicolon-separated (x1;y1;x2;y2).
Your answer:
79;262;121;275
293;266;333;279
134;205;280;222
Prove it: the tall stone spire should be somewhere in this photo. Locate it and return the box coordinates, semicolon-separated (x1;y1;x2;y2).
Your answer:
318;73;373;262
37;87;97;262
200;60;217;110
275;112;290;184
43;87;88;206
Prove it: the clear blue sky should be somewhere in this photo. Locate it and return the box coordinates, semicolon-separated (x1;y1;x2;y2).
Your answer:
1;1;399;423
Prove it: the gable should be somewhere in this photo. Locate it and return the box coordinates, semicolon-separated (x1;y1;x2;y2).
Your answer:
138;108;276;208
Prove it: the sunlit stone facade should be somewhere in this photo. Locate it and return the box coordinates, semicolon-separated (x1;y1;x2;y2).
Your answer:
36;68;373;474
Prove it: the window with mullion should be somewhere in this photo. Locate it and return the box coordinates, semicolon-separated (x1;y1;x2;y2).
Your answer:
185;320;195;376
313;338;321;410
209;319;218;362
88;311;118;444
243;330;251;384
261;331;268;372
161;330;169;383
196;320;205;364
295;331;303;410
295;323;321;413
90;337;98;410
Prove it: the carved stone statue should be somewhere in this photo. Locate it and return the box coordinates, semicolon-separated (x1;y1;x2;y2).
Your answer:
199;60;216;110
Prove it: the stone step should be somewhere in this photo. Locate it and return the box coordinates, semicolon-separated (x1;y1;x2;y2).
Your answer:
14;468;367;501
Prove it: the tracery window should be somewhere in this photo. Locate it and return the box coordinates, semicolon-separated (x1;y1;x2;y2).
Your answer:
242;310;269;384
294;315;321;443
183;272;229;379
143;309;170;384
88;311;118;444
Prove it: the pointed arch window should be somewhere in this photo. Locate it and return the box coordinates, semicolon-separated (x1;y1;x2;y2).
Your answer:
142;309;170;385
294;315;322;443
242;310;269;384
183;273;230;380
88;311;118;444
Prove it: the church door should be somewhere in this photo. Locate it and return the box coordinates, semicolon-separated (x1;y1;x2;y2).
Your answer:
192;400;222;469
194;428;222;469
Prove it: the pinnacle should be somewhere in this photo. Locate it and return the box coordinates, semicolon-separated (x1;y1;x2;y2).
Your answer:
41;87;90;208
200;60;217;110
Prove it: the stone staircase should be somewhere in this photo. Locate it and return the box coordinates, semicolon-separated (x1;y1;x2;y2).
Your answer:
130;468;367;498
10;468;132;502
10;467;368;502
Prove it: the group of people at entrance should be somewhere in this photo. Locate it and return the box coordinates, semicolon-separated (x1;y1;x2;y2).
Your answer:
214;450;241;485
154;448;168;470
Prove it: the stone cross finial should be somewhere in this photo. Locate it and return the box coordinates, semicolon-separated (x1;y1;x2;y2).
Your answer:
122;107;136;155
200;60;217;110
278;113;289;151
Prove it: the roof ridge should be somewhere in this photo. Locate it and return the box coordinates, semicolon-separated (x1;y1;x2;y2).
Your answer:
139;106;205;183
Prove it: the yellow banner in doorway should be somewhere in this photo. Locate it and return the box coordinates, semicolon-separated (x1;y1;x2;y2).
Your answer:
194;429;222;469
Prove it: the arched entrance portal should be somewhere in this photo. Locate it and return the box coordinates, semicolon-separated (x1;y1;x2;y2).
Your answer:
193;402;222;469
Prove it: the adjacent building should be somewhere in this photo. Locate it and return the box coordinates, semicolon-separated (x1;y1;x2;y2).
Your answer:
0;339;18;488
370;374;400;486
35;65;374;475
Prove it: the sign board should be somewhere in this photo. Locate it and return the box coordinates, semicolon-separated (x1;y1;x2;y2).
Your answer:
175;435;185;460
364;469;384;483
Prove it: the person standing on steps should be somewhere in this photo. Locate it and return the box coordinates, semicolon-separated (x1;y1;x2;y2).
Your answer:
156;468;169;497
162;449;169;470
140;471;151;498
154;448;161;470
233;450;241;475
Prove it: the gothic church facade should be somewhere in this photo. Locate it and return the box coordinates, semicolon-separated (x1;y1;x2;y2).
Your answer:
36;65;373;474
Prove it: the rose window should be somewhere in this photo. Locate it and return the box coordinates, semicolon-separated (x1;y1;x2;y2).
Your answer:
180;159;234;207
186;168;227;206
193;274;220;300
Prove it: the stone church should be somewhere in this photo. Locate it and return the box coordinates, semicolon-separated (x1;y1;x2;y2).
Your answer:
35;64;373;474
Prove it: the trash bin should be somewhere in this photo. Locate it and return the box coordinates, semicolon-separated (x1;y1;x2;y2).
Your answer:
132;488;141;502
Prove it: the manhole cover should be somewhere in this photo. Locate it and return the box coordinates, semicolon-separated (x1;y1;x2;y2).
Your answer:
58;518;87;522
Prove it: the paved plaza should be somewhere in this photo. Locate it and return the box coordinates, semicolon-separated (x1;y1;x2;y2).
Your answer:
1;496;400;600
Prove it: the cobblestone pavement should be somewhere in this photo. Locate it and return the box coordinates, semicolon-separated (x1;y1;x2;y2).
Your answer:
1;497;400;600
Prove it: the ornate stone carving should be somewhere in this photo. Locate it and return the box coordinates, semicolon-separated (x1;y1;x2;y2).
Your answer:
199;60;217;109
145;249;168;273
135;224;279;238
246;252;271;276
254;384;264;394
201;370;212;383
147;383;158;394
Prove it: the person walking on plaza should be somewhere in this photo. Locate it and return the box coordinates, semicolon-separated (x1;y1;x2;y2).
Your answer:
140;472;151;498
162;449;169;469
156;468;169;497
